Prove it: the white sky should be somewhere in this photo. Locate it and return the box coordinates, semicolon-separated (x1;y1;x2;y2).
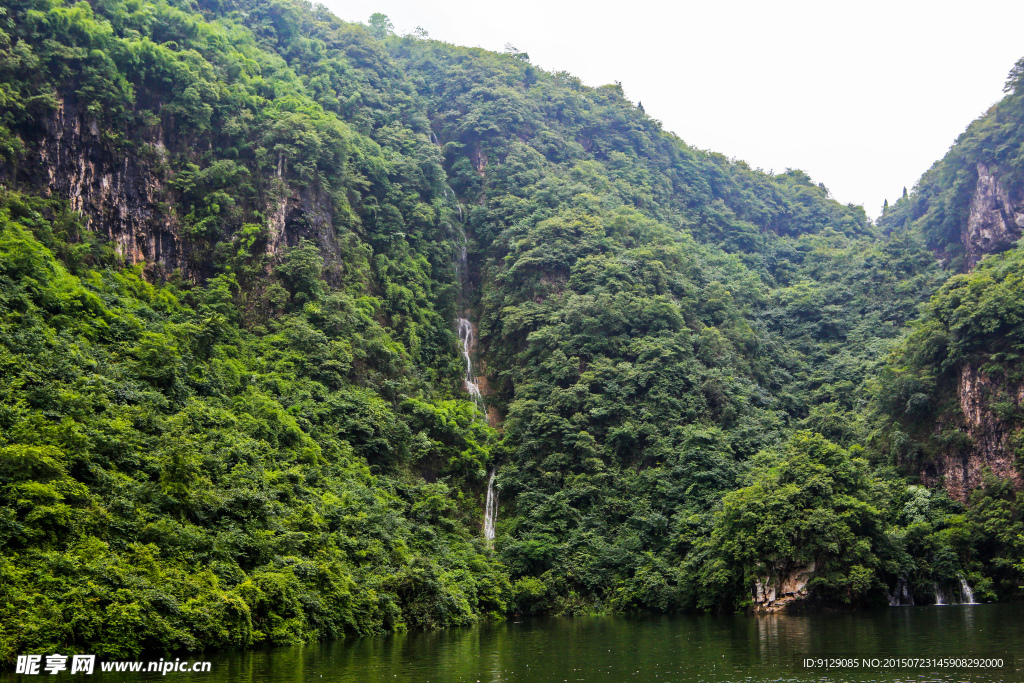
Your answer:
321;0;1024;218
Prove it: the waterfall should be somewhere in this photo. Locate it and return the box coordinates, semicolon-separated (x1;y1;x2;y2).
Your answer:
452;221;469;286
959;577;976;604
932;578;977;605
458;317;484;410
444;178;481;415
443;182;496;542
442;183;463;222
901;579;914;606
888;577;914;606
483;468;498;545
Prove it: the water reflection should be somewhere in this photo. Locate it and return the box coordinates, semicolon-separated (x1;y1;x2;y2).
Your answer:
5;605;1019;683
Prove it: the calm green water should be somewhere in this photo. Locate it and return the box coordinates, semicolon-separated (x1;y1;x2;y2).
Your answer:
7;604;1023;682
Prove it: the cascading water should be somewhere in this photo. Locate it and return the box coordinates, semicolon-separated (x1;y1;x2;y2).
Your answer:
931;579;977;605
441;184;464;222
959;577;977;604
448;189;480;413
483;468;498;545
458;316;484;410
441;179;497;542
888;577;914;606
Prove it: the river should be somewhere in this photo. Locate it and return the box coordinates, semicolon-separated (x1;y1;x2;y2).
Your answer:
13;603;1020;682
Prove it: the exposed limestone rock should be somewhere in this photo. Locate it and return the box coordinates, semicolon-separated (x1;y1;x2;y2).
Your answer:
964;162;1024;269
921;363;1023;500
471;145;487;175
27;96;186;277
916;164;1024;499
279;188;341;266
752;561;815;613
14;95;345;283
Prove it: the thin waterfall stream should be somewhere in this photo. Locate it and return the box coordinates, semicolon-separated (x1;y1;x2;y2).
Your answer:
483;468;497;544
443;180;496;543
457;316;483;410
960;576;977;604
931;578;978;605
448;186;481;413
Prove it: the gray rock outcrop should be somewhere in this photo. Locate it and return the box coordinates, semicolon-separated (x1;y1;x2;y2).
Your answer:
753;562;815;613
921;363;1023;500
963;162;1024;269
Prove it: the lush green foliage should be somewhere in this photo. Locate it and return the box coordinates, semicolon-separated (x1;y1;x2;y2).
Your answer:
0;193;507;659
700;433;891;609
385;35;949;616
874;245;1024;518
871;86;1024;601
878;55;1024;261
0;0;1021;661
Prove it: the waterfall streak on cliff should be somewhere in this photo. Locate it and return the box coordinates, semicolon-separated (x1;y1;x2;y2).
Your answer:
445;188;493;541
458;317;483;408
933;579;977;605
483;469;497;544
888;577;914;606
444;182;480;412
960;577;977;604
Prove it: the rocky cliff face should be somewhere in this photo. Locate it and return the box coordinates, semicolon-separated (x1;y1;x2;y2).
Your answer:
921;364;1023;500
12;95;343;283
752;562;815;613
910;164;1024;499
963;162;1024;269
23;96;186;277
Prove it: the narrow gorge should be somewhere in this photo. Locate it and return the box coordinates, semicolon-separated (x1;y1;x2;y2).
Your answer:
3;0;1024;660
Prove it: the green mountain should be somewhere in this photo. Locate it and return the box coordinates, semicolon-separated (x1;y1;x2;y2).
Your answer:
0;0;1021;659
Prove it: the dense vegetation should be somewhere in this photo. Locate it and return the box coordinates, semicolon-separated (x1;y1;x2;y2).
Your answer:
878;55;1024;262
0;191;510;657
1;0;1023;661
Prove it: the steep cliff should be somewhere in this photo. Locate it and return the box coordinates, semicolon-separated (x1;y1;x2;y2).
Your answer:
880;58;1024;273
916;164;1024;499
878;234;1024;500
964;162;1024;269
17;91;359;283
26;95;184;274
918;364;1024;500
875;59;1024;498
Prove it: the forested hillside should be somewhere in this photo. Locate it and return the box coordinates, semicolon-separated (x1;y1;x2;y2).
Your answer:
867;58;1024;582
0;0;1022;660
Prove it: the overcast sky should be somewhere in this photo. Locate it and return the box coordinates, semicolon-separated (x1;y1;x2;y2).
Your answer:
321;0;1024;218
